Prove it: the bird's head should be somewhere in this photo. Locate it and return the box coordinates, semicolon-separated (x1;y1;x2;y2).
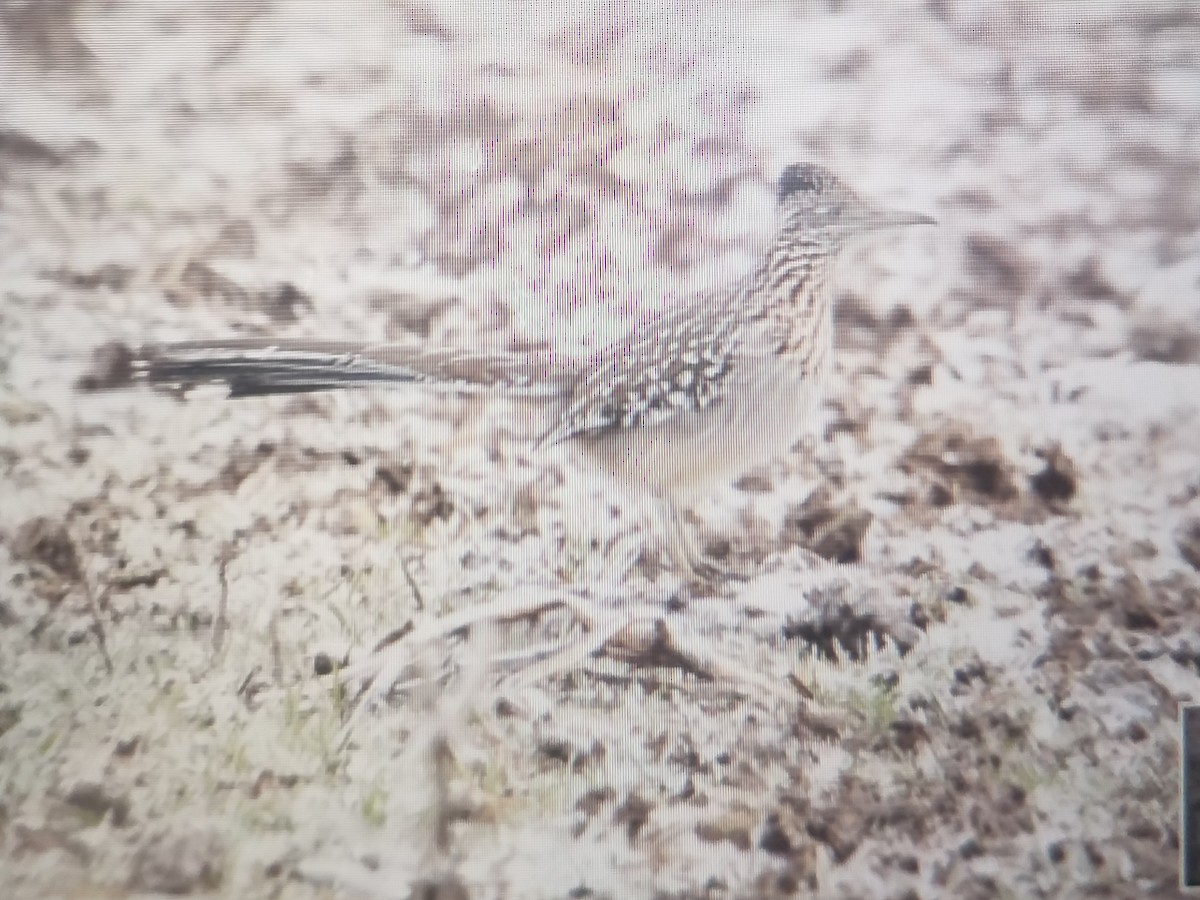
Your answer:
776;162;933;247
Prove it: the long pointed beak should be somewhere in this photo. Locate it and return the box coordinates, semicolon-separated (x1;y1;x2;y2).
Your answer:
845;200;936;234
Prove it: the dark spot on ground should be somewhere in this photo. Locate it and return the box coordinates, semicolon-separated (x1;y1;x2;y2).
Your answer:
797;775;878;863
210;218;257;258
411;479;454;525
826;47;871;79
1063;257;1132;308
897;426;1019;512
964;233;1032;299
759;813;792;855
1028;539;1056;571
166;260;250;307
782;598;916;662
44;263;132;292
1177;519;1200;572
258;282;313;324
575;786;615;817
127;827;227;894
735;470;773;493
213;447;262;492
1048;569;1197;645
834;292;916;354
537;738;572;764
878;718;930;754
75;340;135;391
64;781;130;827
13;516;81;582
695;817;752;851
613;793;652;840
0;128;65;165
907;363;933;385
952;658;989;692
781;487;872;564
108;568;166;591
370;291;460;338
406;875;470;900
1129;320;1200;364
375;459;415;493
1029;443;1077;506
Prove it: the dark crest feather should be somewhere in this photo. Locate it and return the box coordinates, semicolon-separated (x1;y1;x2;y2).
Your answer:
778;163;824;201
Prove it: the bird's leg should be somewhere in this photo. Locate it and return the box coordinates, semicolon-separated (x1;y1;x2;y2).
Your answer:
661;495;749;587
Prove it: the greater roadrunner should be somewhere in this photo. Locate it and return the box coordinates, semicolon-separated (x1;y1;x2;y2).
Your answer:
138;163;932;581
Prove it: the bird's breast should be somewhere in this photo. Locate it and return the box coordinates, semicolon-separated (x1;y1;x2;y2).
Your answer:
575;349;826;499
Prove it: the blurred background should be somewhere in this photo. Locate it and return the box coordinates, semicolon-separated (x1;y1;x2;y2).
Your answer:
1;2;1198;898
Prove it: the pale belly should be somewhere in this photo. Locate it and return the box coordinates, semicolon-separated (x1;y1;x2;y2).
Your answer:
576;356;823;499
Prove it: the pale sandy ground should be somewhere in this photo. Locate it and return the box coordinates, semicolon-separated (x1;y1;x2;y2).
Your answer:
2;2;1200;898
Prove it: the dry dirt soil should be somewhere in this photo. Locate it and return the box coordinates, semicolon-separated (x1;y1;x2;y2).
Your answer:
2;2;1200;898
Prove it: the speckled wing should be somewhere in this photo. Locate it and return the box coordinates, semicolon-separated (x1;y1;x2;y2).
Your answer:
537;306;741;447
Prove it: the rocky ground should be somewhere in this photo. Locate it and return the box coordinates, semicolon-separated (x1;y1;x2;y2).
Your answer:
2;1;1199;898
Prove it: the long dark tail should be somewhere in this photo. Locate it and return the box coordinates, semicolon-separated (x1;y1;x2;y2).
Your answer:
136;339;572;399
